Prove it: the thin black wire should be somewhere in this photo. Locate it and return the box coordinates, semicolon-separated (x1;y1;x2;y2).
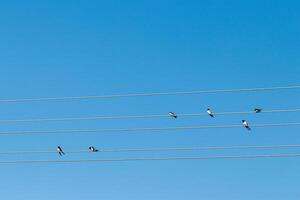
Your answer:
0;108;299;124
0;122;298;135
0;85;299;103
0;144;299;155
0;153;300;164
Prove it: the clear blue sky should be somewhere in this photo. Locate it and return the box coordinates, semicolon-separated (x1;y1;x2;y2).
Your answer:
0;0;299;199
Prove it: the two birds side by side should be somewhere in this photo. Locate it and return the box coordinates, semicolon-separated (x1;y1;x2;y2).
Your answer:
57;146;99;156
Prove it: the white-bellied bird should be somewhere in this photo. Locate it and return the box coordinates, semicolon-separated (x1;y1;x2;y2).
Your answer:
89;146;99;152
207;108;214;118
254;108;262;113
169;112;178;119
242;120;251;131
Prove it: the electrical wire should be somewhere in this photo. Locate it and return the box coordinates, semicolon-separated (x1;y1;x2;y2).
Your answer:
0;108;299;124
0;122;299;135
0;85;299;103
0;153;300;164
0;144;300;155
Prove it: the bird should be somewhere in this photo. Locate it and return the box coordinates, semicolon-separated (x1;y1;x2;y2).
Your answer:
207;108;214;118
169;112;178;118
254;108;262;113
242;120;251;130
89;146;99;152
57;146;65;156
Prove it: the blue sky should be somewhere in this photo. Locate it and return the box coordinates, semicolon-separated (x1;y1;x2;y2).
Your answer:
0;0;299;199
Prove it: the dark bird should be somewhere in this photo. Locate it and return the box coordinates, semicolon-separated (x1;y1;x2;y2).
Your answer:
169;112;178;119
57;146;65;156
207;108;214;118
242;120;251;131
89;146;99;152
254;108;262;113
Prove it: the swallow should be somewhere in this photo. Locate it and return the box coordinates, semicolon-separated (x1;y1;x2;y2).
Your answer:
242;120;251;131
207;108;214;118
89;146;99;152
169;112;178;118
57;146;65;156
254;108;262;113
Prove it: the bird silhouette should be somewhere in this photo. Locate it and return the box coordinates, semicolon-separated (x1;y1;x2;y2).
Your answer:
57;146;65;156
207;108;214;118
242;120;251;131
254;108;262;113
89;146;99;152
169;112;178;119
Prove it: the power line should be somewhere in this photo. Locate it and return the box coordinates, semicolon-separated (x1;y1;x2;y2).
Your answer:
0;153;300;164
0;122;299;135
0;108;299;124
84;144;300;153
1;144;300;155
0;85;299;103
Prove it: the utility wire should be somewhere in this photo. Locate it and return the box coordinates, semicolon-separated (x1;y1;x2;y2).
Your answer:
1;144;300;155
0;85;299;103
0;108;299;124
0;153;300;164
0;122;299;135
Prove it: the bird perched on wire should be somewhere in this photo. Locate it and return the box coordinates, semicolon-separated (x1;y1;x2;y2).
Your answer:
57;146;65;156
169;112;178;119
207;108;214;118
89;146;99;152
242;120;251;131
254;108;262;113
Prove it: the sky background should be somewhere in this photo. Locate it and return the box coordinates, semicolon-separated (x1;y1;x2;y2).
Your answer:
0;0;299;199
